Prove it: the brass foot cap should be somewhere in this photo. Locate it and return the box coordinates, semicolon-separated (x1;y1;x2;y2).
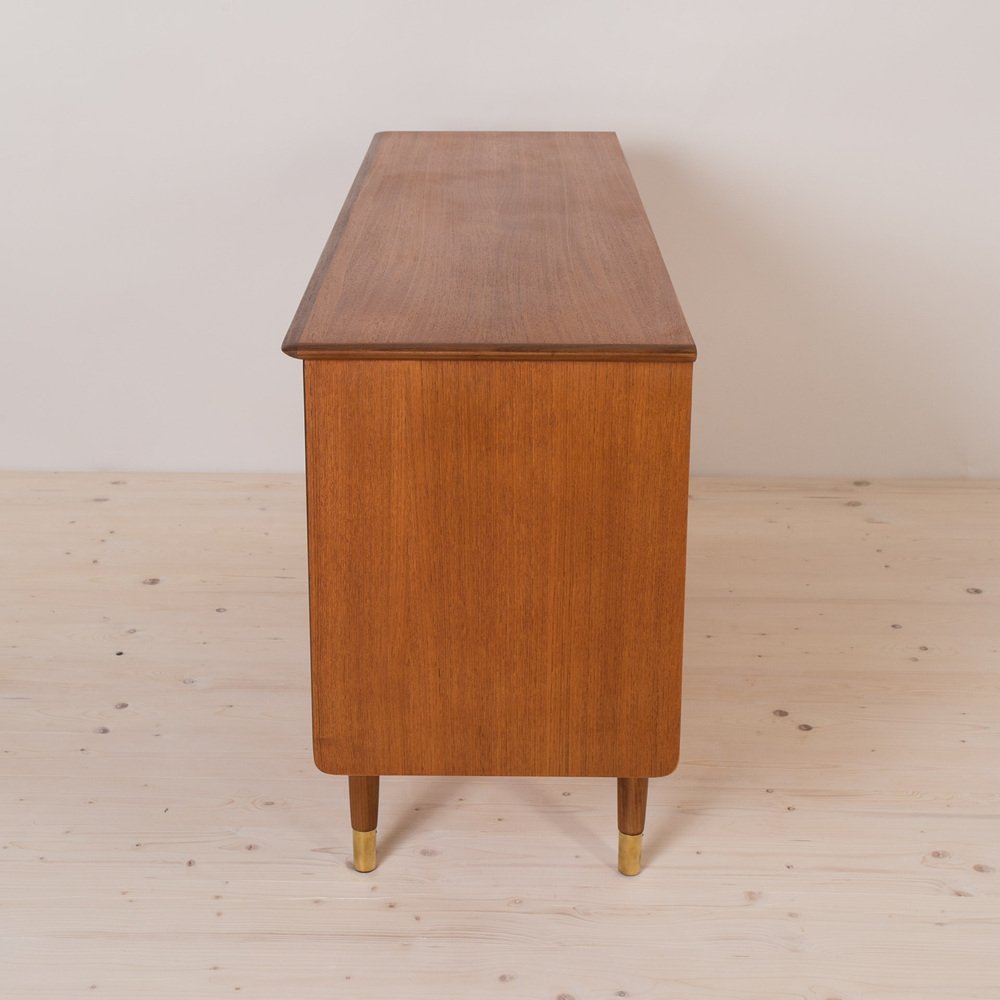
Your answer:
618;832;642;876
352;828;377;872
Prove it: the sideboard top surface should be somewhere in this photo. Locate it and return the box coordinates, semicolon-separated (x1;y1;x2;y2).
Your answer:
282;131;695;362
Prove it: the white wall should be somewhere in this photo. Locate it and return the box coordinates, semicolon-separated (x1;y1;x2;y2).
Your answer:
2;0;998;477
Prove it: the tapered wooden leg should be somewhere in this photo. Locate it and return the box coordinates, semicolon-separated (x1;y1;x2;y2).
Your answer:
348;775;379;872
617;777;649;876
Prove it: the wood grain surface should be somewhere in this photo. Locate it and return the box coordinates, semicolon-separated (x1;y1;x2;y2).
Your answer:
282;132;695;362
304;359;693;777
617;777;649;835
3;473;1000;998
347;776;379;832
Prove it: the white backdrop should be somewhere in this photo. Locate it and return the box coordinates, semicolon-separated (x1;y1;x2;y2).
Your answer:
2;0;998;476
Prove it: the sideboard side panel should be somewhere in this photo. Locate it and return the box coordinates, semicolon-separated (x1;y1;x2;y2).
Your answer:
304;359;692;777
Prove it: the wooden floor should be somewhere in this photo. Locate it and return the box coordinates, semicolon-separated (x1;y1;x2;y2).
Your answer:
2;474;999;999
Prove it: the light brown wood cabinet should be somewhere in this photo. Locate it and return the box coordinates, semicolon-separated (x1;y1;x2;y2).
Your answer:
283;131;696;875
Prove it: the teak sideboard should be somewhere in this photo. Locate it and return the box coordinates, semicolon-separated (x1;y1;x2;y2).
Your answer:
282;131;696;876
